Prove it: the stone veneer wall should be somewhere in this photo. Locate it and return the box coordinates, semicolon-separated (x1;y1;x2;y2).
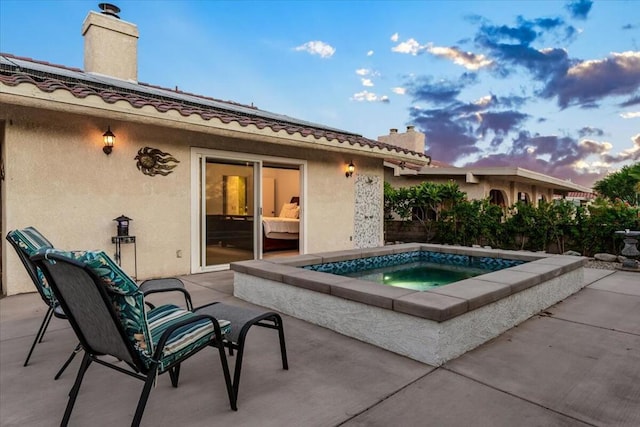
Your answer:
354;174;383;248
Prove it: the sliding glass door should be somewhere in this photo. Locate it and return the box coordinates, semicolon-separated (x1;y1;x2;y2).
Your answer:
191;148;305;273
201;158;257;268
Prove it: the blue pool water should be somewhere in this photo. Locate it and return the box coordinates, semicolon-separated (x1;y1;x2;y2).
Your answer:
303;250;525;291
344;261;490;291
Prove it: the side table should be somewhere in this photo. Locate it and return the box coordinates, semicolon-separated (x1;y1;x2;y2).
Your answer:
112;235;137;279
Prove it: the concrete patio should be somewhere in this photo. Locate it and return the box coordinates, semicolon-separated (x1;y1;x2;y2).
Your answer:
1;267;639;426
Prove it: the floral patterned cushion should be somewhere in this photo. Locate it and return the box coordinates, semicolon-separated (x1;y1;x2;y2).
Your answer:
7;227;55;302
44;249;153;358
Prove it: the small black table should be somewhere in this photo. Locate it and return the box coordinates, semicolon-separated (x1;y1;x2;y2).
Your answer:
112;235;137;279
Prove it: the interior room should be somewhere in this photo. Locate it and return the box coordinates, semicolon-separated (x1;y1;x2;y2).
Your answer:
204;161;301;266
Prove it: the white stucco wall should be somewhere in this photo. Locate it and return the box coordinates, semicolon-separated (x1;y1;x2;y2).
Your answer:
305;153;383;253
1;105;386;295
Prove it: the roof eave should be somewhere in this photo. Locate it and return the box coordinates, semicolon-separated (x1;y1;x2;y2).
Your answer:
0;84;428;163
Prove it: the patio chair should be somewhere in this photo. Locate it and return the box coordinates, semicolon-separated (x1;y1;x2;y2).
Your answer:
6;227;193;379
31;249;236;426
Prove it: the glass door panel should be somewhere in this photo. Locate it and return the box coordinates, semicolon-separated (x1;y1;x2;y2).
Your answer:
203;158;255;266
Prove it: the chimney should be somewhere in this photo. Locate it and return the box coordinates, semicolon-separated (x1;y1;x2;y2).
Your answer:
378;125;426;153
82;3;139;82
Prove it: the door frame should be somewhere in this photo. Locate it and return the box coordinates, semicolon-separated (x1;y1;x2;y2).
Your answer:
190;147;306;273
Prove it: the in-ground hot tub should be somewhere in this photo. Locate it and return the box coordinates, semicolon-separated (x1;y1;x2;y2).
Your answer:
231;243;587;366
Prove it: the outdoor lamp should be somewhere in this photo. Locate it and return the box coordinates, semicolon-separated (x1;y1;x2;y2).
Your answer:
113;215;132;236
345;161;355;178
103;126;115;155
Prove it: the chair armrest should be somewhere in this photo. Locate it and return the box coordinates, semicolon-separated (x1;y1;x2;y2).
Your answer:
139;278;193;311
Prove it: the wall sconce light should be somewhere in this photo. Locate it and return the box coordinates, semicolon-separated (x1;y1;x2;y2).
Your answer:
103;126;115;155
345;161;355;178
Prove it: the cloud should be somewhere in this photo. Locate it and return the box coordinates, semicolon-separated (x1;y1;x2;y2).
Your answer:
475;28;572;80
620;95;640;108
543;51;640;108
476;111;529;145
395;9;637;187
367;50;374;56
406;73;478;105
442;126;639;187
459;131;621;186
392;38;427;55
427;45;493;70
294;41;335;58
407;78;637;187
621;112;640;119
361;78;374;87
390;32;399;42
602;133;640;163
473;15;639;109
351;91;390;103
474;95;494;107
355;68;380;78
565;0;593;20
392;38;493;70
578;126;604;137
392;87;406;95
410;106;482;163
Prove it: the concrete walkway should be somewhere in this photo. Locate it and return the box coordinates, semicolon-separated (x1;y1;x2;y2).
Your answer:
1;268;639;426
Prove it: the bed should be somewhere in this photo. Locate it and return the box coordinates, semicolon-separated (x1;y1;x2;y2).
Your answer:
263;198;300;252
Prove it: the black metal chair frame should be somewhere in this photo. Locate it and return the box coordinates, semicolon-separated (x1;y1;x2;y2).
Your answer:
32;252;236;427
7;231;193;380
5;233;78;379
194;302;288;405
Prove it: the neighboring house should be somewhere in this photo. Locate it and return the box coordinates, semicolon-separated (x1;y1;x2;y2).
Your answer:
382;127;593;207
0;6;427;295
557;192;597;207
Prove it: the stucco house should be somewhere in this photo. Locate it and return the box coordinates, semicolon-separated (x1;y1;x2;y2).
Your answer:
382;127;592;208
0;6;428;295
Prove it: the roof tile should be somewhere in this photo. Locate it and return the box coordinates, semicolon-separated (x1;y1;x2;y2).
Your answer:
0;53;428;160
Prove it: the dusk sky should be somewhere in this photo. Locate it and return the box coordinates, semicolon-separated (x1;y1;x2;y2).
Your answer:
1;0;638;188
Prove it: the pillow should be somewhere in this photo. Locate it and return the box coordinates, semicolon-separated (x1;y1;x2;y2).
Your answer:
290;206;300;219
279;203;299;219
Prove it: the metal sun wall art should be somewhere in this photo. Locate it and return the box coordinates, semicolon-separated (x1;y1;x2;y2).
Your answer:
134;147;180;176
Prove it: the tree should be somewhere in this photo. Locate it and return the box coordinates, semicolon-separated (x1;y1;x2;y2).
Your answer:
593;162;640;205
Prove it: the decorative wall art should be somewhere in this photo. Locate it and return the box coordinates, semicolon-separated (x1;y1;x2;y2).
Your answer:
134;147;180;176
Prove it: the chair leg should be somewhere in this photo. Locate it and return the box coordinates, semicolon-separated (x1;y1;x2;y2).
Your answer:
38;307;55;344
216;340;237;411
168;364;181;388
231;314;288;403
231;340;245;404
275;314;289;370
132;365;158;427
62;352;92;426
24;306;54;366
54;343;83;380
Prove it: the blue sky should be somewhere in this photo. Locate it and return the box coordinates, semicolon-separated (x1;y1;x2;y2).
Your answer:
1;0;638;188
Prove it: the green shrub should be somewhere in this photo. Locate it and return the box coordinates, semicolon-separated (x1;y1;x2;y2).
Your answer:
385;182;640;256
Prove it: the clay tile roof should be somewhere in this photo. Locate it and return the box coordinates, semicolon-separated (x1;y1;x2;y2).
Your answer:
566;191;596;199
385;158;428;171
0;53;427;160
